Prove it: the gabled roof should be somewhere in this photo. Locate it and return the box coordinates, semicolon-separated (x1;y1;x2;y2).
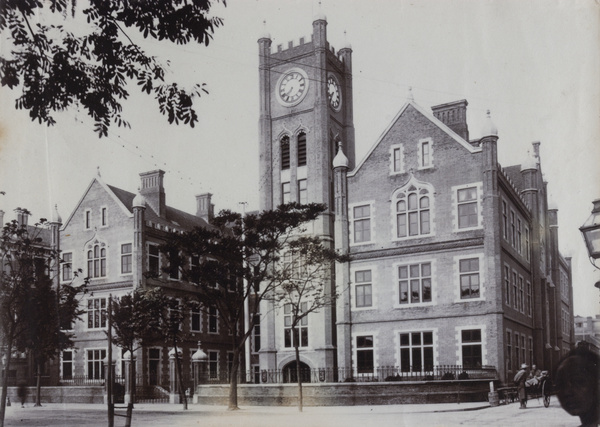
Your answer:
349;100;481;177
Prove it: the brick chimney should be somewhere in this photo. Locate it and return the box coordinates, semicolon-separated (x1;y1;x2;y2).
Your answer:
196;193;214;222
139;170;166;218
431;100;469;142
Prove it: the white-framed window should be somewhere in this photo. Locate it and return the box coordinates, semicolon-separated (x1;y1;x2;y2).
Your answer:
350;202;374;245
148;243;160;277
86;348;106;380
101;207;108;227
298;179;307;204
87;297;107;329
208;350;219;380
120;243;132;275
61;350;73;380
282;182;290;204
190;306;202;333
459;328;483;368
457;186;479;229
458;257;481;300
87;244;106;278
208;306;218;334
84;209;92;230
354;270;373;308
399;331;434;373
418;138;433;169
284;302;308;348
356;335;374;374
61;252;73;282
390;144;404;174
395;189;430;238
396;261;433;306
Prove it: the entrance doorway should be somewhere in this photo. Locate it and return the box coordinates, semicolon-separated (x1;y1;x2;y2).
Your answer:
282;361;311;383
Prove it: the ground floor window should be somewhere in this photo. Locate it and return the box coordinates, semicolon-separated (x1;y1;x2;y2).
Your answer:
62;350;73;379
356;335;374;374
461;329;482;368
87;349;106;380
208;351;219;380
400;331;434;372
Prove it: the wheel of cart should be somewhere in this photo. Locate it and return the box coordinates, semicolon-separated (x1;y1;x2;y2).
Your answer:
541;376;551;408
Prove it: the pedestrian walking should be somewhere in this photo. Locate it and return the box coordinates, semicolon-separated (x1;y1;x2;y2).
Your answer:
17;383;27;408
513;363;528;409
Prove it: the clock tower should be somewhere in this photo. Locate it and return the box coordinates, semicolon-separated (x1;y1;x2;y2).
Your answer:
257;15;355;372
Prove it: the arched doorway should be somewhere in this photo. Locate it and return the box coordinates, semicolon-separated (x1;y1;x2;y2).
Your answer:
282;361;311;383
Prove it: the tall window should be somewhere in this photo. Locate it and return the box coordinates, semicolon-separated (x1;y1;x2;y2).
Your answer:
504;265;510;306
517;219;522;254
419;139;432;168
512;271;518;309
252;314;261;353
400;331;434;372
87;297;107;329
148;244;160;276
87;244;106;278
461;329;482;368
87;349;106;380
282;182;290;204
355;270;372;308
459;258;480;299
121;244;132;274
396;189;430;237
101;207;107;226
208;351;219;380
298;179;307;204
85;210;91;229
510;211;516;246
62;252;72;281
518;276;524;313
281;136;290;170
356;335;374;374
208;307;218;333
514;332;520;367
502;201;508;239
526;281;532;316
297;132;307;166
191;307;201;332
284;303;308;348
506;332;512;372
391;146;403;173
62;350;73;380
398;262;432;305
352;205;371;243
528;337;533;366
525;227;530;261
457;187;478;229
521;335;526;365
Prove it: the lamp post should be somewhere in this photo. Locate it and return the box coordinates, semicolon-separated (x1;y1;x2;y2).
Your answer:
580;199;600;269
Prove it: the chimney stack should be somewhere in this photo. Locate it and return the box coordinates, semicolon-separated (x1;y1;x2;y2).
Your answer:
139;170;166;218
14;207;29;226
196;193;214;222
431;100;470;143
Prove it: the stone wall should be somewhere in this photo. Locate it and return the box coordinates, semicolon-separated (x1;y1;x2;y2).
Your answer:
6;386;104;404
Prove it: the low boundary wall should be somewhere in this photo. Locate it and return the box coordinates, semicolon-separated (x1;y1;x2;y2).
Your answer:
195;380;498;406
6;386;104;404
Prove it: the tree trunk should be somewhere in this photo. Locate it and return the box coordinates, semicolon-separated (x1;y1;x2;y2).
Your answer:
294;329;303;412
173;338;187;410
0;348;12;427
227;335;240;411
34;361;41;406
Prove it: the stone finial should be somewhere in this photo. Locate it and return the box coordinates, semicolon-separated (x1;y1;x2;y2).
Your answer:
51;204;62;224
407;86;414;102
481;110;498;137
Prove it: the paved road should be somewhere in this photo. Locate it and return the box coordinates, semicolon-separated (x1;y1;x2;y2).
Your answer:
4;398;579;427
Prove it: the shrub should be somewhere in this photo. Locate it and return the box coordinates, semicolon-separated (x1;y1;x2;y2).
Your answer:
441;372;456;380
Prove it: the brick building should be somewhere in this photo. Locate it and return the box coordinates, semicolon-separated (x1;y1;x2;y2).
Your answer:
257;16;574;383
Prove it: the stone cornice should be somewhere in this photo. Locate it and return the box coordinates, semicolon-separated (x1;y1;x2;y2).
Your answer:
350;237;484;261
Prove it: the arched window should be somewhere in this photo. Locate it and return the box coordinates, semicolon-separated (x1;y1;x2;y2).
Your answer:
297;132;307;166
396;186;430;238
87;244;106;278
281;136;290;170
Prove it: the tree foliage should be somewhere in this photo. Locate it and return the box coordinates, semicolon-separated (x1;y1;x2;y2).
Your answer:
0;214;87;423
0;0;225;137
162;202;348;410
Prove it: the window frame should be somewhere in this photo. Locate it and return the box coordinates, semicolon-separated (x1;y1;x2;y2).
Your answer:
87;243;107;278
398;330;435;373
84;209;92;230
458;326;485;369
120;242;133;275
352;268;374;309
280;135;290;170
61;350;73;380
389;144;404;175
100;206;108;227
86;348;107;380
87;297;107;330
281;182;291;204
395;260;434;308
147;243;161;277
354;333;377;375
456;255;483;301
418;138;433;169
61;251;73;282
283;302;309;348
297;179;307;204
208;306;218;334
350;202;374;245
452;183;482;231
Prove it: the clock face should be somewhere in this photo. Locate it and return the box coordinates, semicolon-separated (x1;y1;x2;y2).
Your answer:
277;69;309;106
327;75;341;110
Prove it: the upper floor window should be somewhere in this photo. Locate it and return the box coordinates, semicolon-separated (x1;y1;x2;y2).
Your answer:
396;189;430;238
87;244;106;278
282;182;291;204
148;244;160;276
510;211;516;245
390;144;404;174
120;244;132;274
190;307;201;333
208;306;218;333
298;179;307;204
281;136;290;170
525;227;530;261
502;201;508;239
459;258;480;299
418;138;433;169
101;207;107;227
398;262;432;305
504;265;510;306
351;204;372;244
62;252;73;282
284;302;308;348
297;133;307;167
252;314;261;353
517;219;522;254
85;210;92;230
355;270;372;308
456;185;479;229
87;297;107;329
526;281;532;317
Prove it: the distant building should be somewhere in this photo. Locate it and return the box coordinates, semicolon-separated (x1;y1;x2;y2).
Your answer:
574;315;600;354
257;16;574;384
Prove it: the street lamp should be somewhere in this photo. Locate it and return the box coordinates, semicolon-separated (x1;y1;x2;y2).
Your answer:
580;199;600;269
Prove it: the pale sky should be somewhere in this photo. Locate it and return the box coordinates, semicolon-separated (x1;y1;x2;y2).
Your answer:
0;0;599;316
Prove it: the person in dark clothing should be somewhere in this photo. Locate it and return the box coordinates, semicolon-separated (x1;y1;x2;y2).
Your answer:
17;383;27;408
514;363;528;409
555;346;599;427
